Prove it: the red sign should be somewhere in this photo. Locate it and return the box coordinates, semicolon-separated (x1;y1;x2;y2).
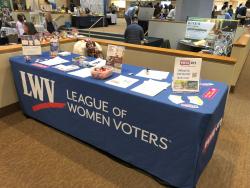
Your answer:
203;88;218;99
180;60;191;65
203;119;222;153
32;63;48;69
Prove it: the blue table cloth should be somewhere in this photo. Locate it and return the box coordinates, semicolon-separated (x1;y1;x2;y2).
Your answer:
10;53;228;188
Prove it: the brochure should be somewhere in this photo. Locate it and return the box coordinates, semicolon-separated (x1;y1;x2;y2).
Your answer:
187;96;204;106
168;95;185;104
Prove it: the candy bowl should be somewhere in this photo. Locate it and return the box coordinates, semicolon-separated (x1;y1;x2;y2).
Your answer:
91;66;113;80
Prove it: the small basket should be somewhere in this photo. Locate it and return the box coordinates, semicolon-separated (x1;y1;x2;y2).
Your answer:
91;66;113;80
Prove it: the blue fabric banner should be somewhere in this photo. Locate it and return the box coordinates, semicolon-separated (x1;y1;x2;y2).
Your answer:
10;53;228;188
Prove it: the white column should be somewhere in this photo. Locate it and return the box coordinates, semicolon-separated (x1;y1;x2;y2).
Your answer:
175;0;214;21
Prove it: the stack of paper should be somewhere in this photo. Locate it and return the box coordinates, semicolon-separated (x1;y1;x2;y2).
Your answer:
38;57;69;66
136;69;169;80
53;64;79;72
68;68;91;78
105;75;138;88
132;79;170;97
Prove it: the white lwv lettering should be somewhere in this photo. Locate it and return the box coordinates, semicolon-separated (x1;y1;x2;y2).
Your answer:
20;71;55;103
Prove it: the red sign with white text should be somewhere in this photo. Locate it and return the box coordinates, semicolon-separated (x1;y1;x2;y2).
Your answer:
203;88;218;99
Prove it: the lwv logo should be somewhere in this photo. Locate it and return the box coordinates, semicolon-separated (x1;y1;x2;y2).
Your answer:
20;71;55;102
19;71;65;112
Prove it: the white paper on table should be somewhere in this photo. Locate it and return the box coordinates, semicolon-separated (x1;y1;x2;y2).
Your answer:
135;69;169;80
53;64;79;72
168;95;185;104
88;58;107;67
39;57;69;66
58;51;71;56
187;96;204;106
146;79;171;89
132;80;170;97
105;75;138;88
68;68;91;78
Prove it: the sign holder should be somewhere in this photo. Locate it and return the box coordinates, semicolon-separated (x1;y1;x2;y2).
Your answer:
172;57;202;93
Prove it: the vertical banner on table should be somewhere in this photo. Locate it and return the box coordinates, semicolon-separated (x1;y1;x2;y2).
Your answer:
106;44;125;73
172;58;202;93
21;35;42;56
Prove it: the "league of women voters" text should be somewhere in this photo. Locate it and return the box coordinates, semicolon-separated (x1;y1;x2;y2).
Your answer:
66;89;171;150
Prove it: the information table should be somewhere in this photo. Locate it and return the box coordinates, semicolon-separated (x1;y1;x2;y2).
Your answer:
10;53;228;188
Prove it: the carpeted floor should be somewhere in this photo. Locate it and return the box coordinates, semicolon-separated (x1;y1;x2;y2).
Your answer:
0;21;250;188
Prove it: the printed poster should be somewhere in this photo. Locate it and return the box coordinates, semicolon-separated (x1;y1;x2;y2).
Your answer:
21;35;42;56
106;44;125;73
172;58;202;93
185;19;215;40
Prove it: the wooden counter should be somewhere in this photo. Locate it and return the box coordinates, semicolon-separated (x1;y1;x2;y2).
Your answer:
0;37;236;64
149;19;186;24
91;38;236;64
0;44;22;54
0;35;246;111
0;38;77;54
233;33;250;47
231;33;250;87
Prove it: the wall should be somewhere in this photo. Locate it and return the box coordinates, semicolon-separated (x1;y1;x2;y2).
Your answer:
148;20;186;49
